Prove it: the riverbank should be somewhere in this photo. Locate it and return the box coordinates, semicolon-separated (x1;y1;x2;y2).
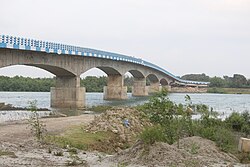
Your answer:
207;87;250;94
0;107;249;166
0;102;49;111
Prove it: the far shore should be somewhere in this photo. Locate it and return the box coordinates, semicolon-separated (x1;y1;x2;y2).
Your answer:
0;102;50;111
207;87;250;94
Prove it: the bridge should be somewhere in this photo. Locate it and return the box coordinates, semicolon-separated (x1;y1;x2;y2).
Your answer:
0;35;209;108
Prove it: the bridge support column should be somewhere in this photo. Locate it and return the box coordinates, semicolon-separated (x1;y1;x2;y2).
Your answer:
132;78;148;96
104;75;127;100
160;85;171;92
148;82;160;94
51;76;85;108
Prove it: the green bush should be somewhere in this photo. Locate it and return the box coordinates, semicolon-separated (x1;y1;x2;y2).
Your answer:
138;90;238;153
225;112;245;131
215;127;236;152
194;123;236;152
139;125;166;145
138;91;196;145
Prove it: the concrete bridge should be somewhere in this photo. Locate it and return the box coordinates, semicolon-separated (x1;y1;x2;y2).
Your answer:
0;35;209;108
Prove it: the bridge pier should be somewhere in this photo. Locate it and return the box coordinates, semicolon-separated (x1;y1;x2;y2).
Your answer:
160;85;171;92
132;78;148;96
148;81;160;94
51;76;85;108
104;75;127;100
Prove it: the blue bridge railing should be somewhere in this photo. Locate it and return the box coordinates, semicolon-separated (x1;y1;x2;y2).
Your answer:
0;35;209;85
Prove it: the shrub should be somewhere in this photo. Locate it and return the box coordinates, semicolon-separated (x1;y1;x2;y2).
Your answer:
139;125;166;145
139;90;237;153
225;112;245;131
194;124;236;152
214;127;236;152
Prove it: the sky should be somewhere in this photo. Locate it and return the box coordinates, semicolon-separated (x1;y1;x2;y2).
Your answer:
0;0;250;78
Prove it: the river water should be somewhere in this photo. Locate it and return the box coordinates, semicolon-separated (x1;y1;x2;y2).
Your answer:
1;92;250;122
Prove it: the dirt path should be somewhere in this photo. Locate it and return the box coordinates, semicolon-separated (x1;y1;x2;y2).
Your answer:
0;114;115;167
0;114;94;144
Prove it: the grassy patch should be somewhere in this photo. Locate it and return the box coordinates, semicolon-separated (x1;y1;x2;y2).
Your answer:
0;150;17;158
45;126;119;153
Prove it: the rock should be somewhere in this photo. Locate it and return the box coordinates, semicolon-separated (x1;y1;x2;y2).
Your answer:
112;129;119;134
238;137;250;152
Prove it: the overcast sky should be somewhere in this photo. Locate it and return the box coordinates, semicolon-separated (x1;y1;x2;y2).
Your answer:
0;0;250;78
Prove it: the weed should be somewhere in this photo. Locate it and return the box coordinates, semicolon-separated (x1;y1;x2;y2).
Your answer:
67;148;78;155
66;154;88;166
87;105;112;113
117;162;128;167
28;100;47;142
184;159;199;167
190;142;200;154
53;151;63;156
0;150;17;158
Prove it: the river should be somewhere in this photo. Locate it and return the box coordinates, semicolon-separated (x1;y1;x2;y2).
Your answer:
1;92;250;122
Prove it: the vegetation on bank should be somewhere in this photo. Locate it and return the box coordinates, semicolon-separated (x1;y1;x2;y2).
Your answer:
0;76;134;92
182;73;250;88
137;91;250;162
207;87;250;94
38;90;250;163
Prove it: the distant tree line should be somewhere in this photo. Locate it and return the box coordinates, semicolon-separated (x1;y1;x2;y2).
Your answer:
1;74;249;92
181;73;250;88
0;76;134;92
0;76;55;92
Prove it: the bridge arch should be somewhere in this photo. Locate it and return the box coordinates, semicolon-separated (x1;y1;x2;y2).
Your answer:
81;66;126;100
96;66;121;76
127;70;145;79
160;78;169;86
0;64;76;77
124;70;147;97
146;74;159;83
146;74;160;94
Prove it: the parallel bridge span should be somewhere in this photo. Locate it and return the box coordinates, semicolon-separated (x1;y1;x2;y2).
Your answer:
0;35;209;108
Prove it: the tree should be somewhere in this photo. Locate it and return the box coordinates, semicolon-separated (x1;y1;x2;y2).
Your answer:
232;74;247;88
181;73;210;82
209;77;226;87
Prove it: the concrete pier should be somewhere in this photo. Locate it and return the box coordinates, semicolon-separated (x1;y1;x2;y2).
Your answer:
148;81;160;94
104;75;127;100
51;76;85;108
132;78;148;96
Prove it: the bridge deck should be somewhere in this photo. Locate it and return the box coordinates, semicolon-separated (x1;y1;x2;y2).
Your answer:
0;35;209;86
